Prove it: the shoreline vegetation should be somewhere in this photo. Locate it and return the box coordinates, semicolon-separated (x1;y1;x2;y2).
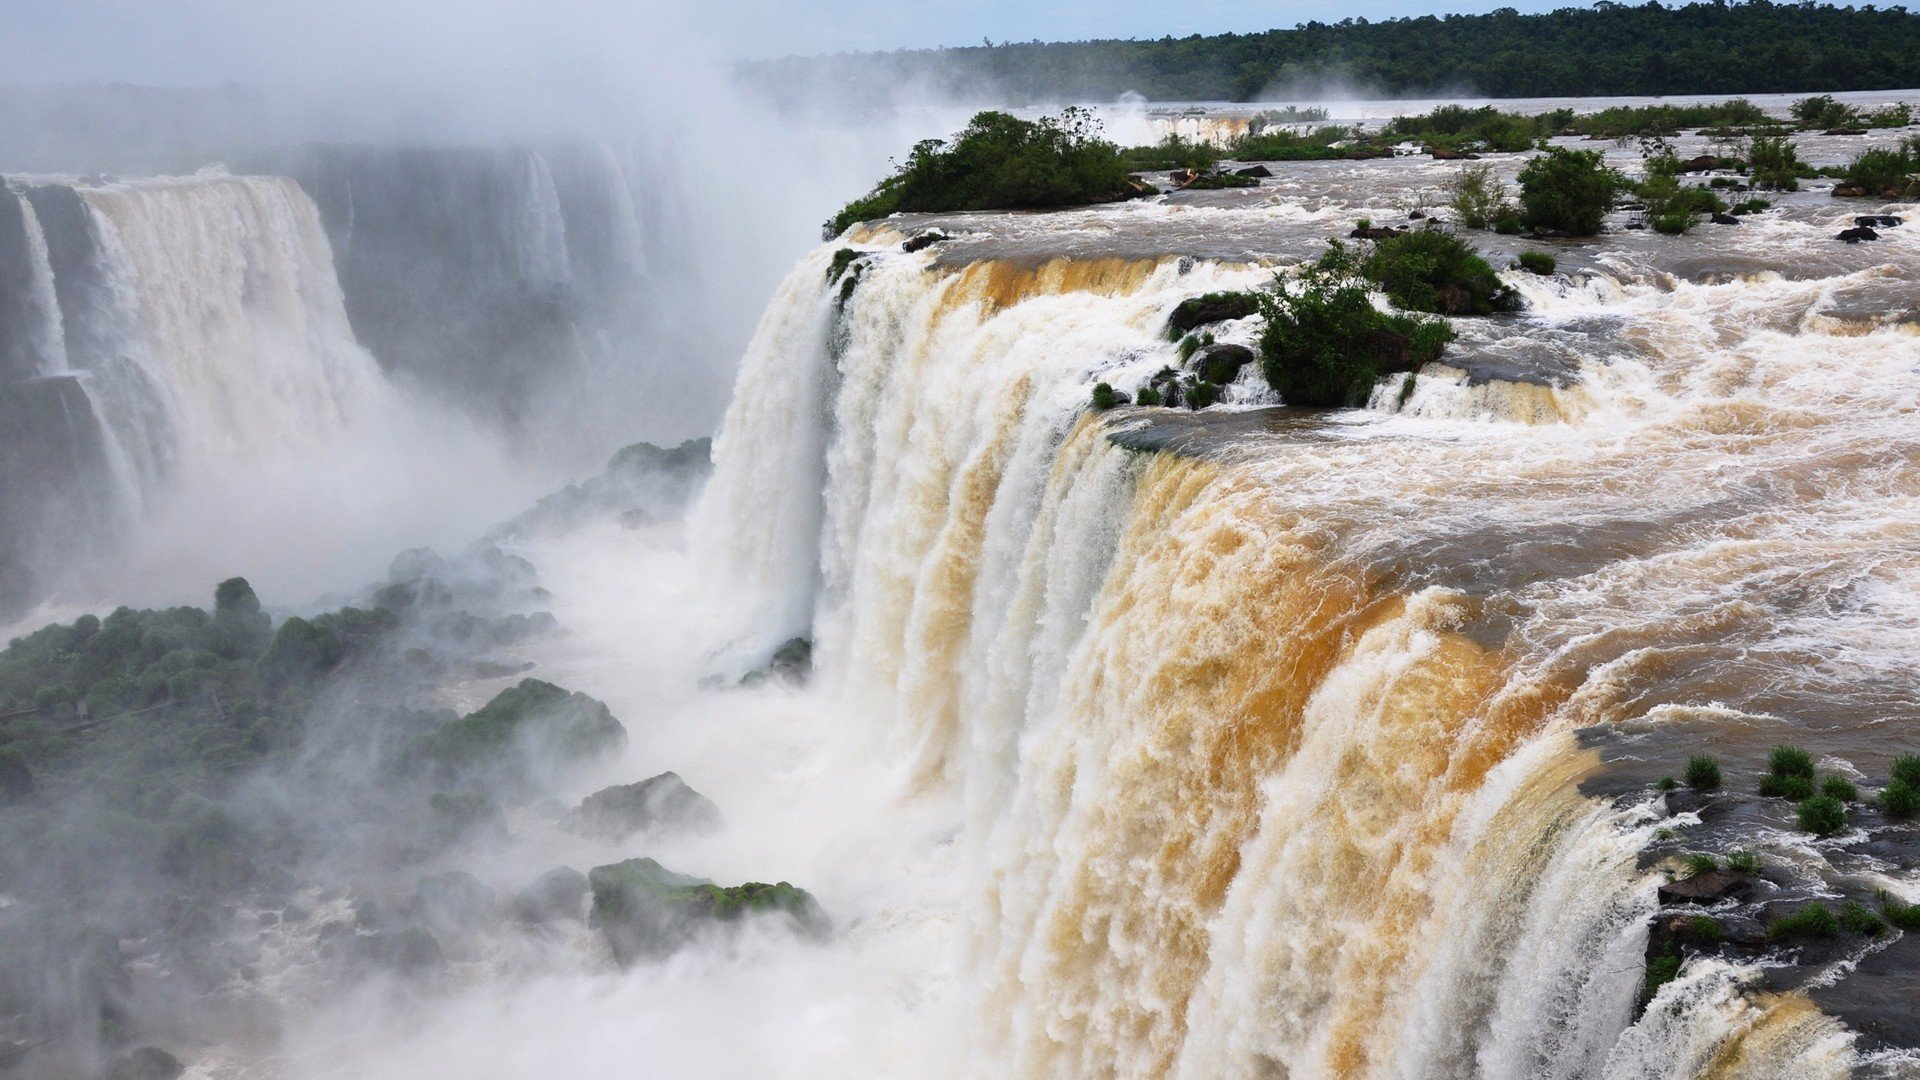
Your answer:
827;102;1918;236
747;2;1920;102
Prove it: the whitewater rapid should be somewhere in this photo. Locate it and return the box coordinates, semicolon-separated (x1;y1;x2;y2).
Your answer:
696;197;1919;1076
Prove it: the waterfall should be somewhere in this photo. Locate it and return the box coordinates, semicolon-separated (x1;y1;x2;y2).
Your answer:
0;170;388;612
696;233;1920;1076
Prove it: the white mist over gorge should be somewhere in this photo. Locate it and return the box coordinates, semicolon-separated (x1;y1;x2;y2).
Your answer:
2;3;1920;1079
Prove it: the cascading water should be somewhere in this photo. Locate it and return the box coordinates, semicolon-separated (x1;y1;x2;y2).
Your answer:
0;170;389;612
697;177;1920;1077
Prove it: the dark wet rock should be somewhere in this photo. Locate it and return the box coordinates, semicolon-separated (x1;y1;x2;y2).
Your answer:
588;857;828;966
1832;185;1866;197
411;871;495;946
1657;869;1754;905
1233;164;1273;178
565;772;722;841
1871;214;1902;227
1822;127;1869;136
1188;343;1255;385
104;1047;184;1080
741;636;812;686
1429;147;1479;160
491;438;712;542
1662;788;1712;817
1809;933;1920;1051
1710;213;1740;226
901;229;949;253
1167;292;1259;334
1678;154;1729;173
1837;226;1880;243
511;867;590;923
1408;210;1427;220
1350;225;1409;240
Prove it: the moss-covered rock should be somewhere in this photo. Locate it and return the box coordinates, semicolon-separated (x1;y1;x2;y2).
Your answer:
1166;292;1259;336
587;857;828;965
566;772;722;841
1188;342;1255;384
408;679;626;792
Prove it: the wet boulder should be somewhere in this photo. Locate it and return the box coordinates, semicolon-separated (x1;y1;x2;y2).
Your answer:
1710;213;1740;226
740;637;812;686
565;772;722;841
1429;147;1480;160
901;229;949;253
1166;292;1259;335
1837;226;1880;243
1350;224;1409;241
1188;343;1255;385
588;857;828;966
511;867;590;923
1657;869;1754;905
1233;164;1273;178
406;679;627;794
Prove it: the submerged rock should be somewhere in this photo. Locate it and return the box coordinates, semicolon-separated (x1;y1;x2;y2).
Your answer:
901;229;949;253
587;857;828;966
1837;226;1880;243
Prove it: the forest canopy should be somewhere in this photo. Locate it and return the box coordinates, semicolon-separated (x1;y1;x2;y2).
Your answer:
746;2;1920;103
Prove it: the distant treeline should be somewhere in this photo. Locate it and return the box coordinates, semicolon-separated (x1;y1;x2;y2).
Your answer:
747;2;1920;103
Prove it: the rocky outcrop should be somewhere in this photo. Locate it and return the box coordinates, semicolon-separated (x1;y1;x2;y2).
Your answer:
587;857;828;966
565;772;722;841
1837;226;1880;243
407;679;627;795
1188;343;1255;385
511;867;589;923
1166;293;1259;335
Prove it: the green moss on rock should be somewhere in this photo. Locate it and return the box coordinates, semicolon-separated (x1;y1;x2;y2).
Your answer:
588;857;828;965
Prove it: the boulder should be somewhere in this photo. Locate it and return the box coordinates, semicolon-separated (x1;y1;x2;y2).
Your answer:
1233;164;1273;178
901;230;949;254
1350;225;1409;240
407;679;627;793
1710;213;1740;226
1832;185;1866;197
1871;215;1903;228
511;867;589;923
411;871;495;946
1167;293;1259;334
1188;343;1256;385
1679;154;1724;173
741;637;812;686
588;857;828;966
105;1047;184;1080
1657;869;1754;906
1429;147;1480;160
565;772;722;841
1837;226;1880;243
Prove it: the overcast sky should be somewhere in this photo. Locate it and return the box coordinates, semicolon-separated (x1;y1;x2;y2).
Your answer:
0;0;1581;85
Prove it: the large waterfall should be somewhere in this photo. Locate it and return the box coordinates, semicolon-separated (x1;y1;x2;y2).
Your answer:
697;210;1919;1076
0;172;387;612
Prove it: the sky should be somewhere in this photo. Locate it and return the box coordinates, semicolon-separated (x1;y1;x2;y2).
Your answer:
0;0;1588;85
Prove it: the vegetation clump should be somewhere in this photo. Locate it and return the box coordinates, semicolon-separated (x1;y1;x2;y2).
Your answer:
826;108;1135;236
1767;903;1839;942
1746;135;1801;192
1515;251;1556;276
1838;900;1887;937
1726;850;1762;875
408;678;626;789
1796;794;1848;837
1447;163;1512;231
1090;382;1120;410
1255;258;1453;408
1820;775;1858;802
1349;231;1521;316
1684;753;1722;792
1881;890;1920;930
1841;146;1919;198
1518;147;1625;236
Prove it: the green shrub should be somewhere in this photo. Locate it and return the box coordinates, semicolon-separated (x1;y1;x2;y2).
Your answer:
1881;890;1920;930
1492;213;1523;235
1879;780;1918;818
1820;775;1858;802
826;248;862;284
1641;948;1682;1005
1515;251;1556;275
1117;133;1220;172
1177;334;1206;362
1839;900;1887;937
1651;211;1693;236
1768;903;1839;941
826;108;1133;236
1747;135;1800;191
1769;745;1815;779
1760;773;1816;800
1255;266;1453;408
1517;147;1625;236
1683;852;1718;876
1134;386;1163;407
1797;794;1848;837
1891;754;1920;789
1865;103;1913;129
1447;163;1511;230
1684;754;1721;792
1792;95;1858;130
1188;380;1223;409
1729;197;1772;215
1090;382;1119;410
1354;231;1521;316
1842;148;1918;197
1726;850;1762;875
1656;776;1678;792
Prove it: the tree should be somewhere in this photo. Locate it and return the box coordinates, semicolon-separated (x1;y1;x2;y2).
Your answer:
1517;147;1624;235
